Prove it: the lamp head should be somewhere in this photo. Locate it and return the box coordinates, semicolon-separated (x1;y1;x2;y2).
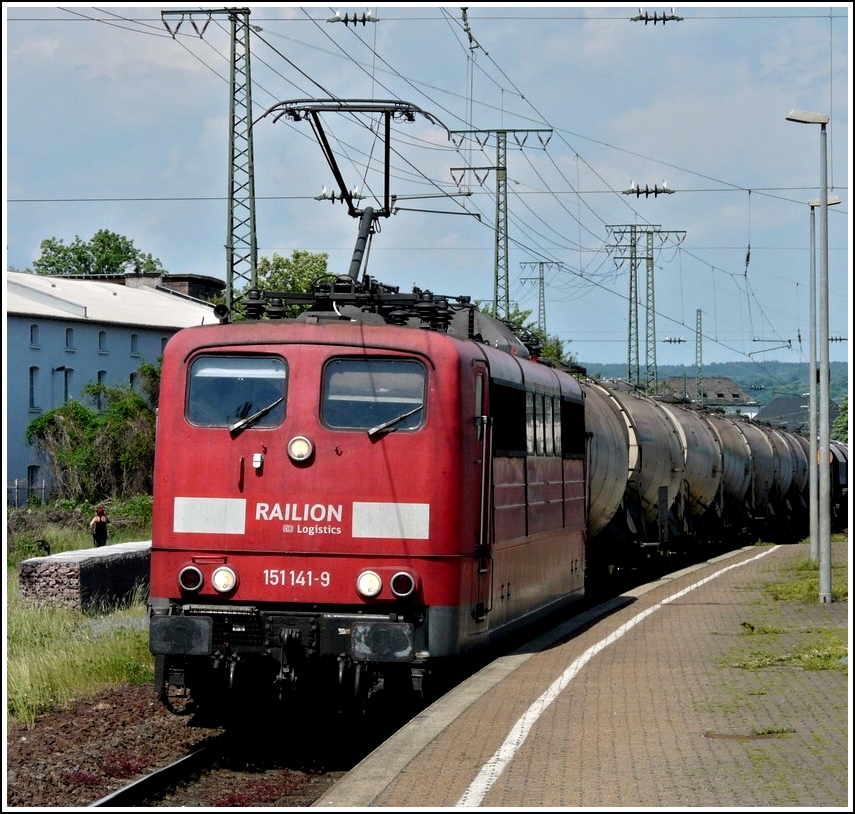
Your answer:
786;109;829;125
807;196;841;208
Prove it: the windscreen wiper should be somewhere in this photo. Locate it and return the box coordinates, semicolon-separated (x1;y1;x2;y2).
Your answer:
367;405;423;438
229;397;284;434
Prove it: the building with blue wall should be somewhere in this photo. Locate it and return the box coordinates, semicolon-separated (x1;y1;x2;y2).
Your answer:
5;271;219;505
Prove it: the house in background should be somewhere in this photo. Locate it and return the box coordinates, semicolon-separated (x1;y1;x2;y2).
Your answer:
753;394;840;434
5;271;218;505
658;375;762;418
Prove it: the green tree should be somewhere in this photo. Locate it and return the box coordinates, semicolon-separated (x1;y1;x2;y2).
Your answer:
832;394;847;442
220;250;330;320
477;302;575;367
33;229;165;277
25;375;158;502
255;249;329;292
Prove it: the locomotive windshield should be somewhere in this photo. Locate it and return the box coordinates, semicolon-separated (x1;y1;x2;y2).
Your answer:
322;358;426;432
187;355;287;428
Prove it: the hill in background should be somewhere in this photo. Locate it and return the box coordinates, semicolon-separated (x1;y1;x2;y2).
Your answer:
578;360;848;407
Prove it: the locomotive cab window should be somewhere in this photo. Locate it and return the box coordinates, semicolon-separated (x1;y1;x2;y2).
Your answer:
322;358;426;432
187;356;286;428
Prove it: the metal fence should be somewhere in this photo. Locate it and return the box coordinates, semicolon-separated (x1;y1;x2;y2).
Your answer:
6;480;48;507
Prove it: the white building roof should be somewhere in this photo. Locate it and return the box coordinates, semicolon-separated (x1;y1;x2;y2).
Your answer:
5;271;217;329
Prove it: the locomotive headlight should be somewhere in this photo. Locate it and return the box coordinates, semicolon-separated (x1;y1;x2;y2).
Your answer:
356;570;382;598
211;566;238;593
390;571;417;598
288;435;314;463
178;566;203;592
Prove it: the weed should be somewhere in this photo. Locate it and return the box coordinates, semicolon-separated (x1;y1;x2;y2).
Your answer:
740;621;783;635
753;726;796;736
730;630;847;672
100;750;148;779
763;554;847;603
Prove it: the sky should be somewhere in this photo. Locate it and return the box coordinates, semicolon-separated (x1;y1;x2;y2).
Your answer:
3;3;852;369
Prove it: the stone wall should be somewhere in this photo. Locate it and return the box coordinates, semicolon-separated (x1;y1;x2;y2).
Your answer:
18;541;152;612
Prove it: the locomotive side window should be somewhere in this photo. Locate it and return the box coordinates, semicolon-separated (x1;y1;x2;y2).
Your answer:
491;382;526;456
187;356;287;428
560;398;585;456
551;396;562;456
322;358;425;432
526;391;536;455
545;396;555;456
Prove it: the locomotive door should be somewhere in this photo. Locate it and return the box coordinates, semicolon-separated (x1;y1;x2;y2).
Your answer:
473;364;493;622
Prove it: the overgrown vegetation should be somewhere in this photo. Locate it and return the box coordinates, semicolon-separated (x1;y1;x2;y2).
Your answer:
6;500;154;725
25;368;160;504
6;496;153;567
762;547;849;603
6;581;152;725
731;630;848;672
729;538;848;674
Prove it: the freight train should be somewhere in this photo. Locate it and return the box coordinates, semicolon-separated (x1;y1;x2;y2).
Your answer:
148;98;846;724
147;256;846;725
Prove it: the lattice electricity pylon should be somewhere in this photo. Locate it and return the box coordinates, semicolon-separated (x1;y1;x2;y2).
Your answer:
450;128;552;319
162;8;258;311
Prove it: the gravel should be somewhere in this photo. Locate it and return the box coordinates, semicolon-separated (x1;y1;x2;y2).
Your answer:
5;683;222;808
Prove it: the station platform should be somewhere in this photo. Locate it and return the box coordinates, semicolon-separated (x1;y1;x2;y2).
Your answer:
315;540;850;809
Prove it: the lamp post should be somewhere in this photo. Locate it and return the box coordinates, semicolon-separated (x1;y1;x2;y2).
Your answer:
806;195;840;564
786;109;833;603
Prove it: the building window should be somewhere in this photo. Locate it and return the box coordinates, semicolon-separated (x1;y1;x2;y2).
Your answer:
98;330;108;352
130;333;140;355
62;368;72;403
97;370;107;411
130;371;139;392
30;324;40;346
29;367;40;409
27;465;45;505
65;327;75;349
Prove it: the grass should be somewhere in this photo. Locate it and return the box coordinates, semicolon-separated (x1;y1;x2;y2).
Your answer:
6;500;154;726
731;630;848;671
752;726;796;737
729;534;848;674
6;575;153;725
762;540;848;603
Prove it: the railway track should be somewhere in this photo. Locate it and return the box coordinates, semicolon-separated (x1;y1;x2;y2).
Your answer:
89;730;350;808
86;690;424;808
90;736;226;807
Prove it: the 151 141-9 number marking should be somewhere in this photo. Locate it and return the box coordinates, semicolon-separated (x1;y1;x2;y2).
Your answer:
263;569;331;587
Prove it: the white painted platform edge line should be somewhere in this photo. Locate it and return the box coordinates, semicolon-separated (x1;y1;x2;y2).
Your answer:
456;546;779;807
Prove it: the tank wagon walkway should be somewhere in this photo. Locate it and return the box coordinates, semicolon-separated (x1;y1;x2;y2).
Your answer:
316;541;850;809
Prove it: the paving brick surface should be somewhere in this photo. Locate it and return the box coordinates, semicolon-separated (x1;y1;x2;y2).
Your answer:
317;541;849;808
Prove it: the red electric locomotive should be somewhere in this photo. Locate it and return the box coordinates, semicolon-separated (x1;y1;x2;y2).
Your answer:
149;275;588;720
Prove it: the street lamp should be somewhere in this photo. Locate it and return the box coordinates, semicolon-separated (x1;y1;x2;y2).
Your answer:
806;194;840;565
786;109;833;603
